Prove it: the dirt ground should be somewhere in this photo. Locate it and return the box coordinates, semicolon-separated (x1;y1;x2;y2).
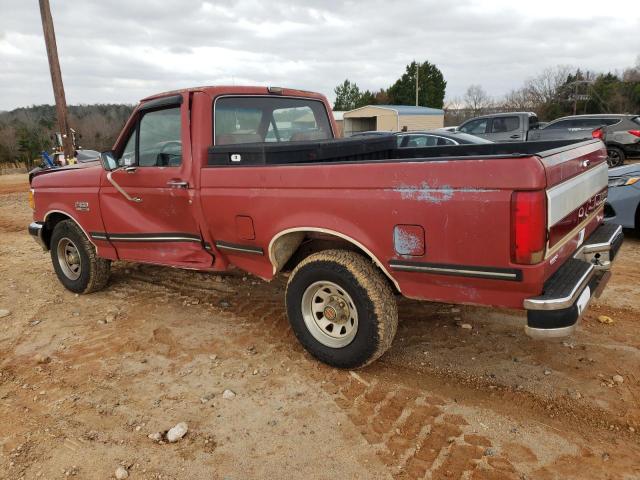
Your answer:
0;173;639;480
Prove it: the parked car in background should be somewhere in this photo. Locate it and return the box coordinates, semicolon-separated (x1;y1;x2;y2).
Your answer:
396;131;492;146
605;164;640;232
530;114;640;167
458;112;540;142
350;130;491;146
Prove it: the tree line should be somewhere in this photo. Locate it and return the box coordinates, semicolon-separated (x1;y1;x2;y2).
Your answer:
333;58;640;128
0;104;133;168
447;58;640;125
333;60;447;111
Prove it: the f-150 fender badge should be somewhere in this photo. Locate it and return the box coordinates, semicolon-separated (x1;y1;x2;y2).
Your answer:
75;201;90;212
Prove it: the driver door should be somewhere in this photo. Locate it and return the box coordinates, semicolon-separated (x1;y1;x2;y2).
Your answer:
99;95;212;267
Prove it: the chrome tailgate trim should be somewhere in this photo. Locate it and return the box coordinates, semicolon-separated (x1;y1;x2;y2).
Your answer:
546;162;608;227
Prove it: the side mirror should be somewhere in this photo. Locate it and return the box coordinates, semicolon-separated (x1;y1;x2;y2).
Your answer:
100;150;118;171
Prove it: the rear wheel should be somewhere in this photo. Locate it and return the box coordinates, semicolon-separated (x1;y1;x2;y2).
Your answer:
285;249;398;369
50;220;111;293
606;146;625;167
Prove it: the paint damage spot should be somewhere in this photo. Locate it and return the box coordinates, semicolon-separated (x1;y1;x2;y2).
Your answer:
394;182;454;204
393;225;425;256
393;182;498;204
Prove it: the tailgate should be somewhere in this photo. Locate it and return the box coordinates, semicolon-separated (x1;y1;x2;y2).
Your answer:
538;140;608;265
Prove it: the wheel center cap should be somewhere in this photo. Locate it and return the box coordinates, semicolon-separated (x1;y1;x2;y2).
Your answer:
323;306;338;321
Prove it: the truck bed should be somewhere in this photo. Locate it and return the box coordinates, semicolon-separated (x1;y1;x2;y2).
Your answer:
207;136;587;167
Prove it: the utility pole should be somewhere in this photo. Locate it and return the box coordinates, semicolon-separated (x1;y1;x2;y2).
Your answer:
415;61;420;106
39;0;74;160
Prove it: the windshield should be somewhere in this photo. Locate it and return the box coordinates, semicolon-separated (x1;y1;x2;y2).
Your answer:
632;116;640;126
214;96;332;145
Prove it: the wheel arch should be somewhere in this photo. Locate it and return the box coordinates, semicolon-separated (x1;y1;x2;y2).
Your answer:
42;210;98;252
268;227;400;293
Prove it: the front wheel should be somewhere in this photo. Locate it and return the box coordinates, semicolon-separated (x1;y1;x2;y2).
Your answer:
606;146;625;168
50;220;111;294
285;250;398;369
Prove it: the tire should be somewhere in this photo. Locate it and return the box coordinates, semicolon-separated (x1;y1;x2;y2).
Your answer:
606;146;625;168
285;249;398;369
50;220;111;294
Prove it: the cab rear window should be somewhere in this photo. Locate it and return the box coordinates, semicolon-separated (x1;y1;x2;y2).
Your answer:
214;97;332;145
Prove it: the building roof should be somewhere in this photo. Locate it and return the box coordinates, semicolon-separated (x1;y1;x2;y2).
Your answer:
346;105;444;116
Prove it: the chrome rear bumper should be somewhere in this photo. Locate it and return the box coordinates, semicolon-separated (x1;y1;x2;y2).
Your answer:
524;223;623;339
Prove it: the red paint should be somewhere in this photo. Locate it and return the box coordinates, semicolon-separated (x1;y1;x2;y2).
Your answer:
31;86;609;310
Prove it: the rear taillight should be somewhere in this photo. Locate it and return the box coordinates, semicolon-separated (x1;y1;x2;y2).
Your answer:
628;130;640;138
592;128;604;139
511;191;547;264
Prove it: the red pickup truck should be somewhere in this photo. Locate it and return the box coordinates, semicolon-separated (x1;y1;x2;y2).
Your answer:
28;86;622;368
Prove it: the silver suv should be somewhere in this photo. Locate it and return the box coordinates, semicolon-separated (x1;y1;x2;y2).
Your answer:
536;114;640;167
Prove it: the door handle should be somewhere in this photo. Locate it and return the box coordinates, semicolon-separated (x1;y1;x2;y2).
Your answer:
167;180;189;189
124;166;137;174
509;134;520;139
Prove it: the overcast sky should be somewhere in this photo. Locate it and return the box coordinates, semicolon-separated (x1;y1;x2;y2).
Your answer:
0;0;638;111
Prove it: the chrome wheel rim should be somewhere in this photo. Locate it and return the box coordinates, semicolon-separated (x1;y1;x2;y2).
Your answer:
607;150;620;167
57;237;81;280
301;281;358;348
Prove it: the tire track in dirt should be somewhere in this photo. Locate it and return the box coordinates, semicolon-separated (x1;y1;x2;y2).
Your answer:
106;261;640;479
106;264;559;479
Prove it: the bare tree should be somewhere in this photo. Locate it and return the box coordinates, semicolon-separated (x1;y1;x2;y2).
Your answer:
463;85;493;115
502;88;536;111
524;66;573;106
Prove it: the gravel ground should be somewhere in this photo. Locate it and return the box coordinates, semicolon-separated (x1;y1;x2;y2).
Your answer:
0;173;639;479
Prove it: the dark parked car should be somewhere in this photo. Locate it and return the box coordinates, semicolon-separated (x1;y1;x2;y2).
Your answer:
605;164;640;232
350;130;492;146
530;114;640;167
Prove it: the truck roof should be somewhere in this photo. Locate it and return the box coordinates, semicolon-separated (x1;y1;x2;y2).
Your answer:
140;86;327;103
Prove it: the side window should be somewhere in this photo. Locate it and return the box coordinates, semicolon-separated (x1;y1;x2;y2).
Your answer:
119;129;137;166
460;119;487;135
138;107;182;167
437;137;456;146
491;116;519;133
547;120;572;130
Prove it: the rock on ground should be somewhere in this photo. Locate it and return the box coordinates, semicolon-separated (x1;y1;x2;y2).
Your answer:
115;466;129;479
166;422;188;442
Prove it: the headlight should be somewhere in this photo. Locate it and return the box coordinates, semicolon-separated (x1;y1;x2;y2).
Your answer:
608;177;639;187
28;189;35;210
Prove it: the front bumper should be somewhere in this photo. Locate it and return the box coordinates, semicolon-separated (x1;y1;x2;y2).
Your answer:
28;221;47;251
524;223;623;339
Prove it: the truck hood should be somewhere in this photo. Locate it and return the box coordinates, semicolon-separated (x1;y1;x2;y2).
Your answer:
29;159;101;185
30;161;103;188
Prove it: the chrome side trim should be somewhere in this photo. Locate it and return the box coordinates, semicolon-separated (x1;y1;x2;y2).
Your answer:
268;227;400;292
546;163;607;226
215;241;263;255
524;263;594;311
389;261;521;281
